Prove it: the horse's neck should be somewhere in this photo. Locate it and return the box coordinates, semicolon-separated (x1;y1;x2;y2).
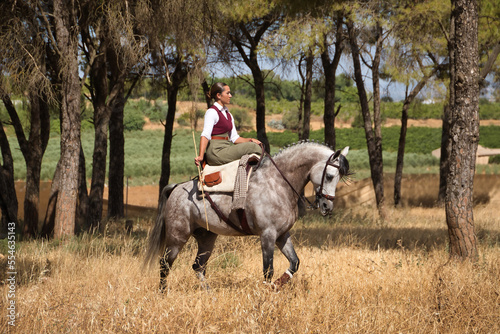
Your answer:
267;146;326;190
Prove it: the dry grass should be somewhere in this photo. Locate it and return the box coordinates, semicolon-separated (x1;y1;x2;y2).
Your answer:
1;206;499;333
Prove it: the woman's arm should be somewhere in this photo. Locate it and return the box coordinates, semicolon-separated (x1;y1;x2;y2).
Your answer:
234;137;261;145
195;136;209;166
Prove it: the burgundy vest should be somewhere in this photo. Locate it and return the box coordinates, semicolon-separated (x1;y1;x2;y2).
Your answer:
210;105;233;136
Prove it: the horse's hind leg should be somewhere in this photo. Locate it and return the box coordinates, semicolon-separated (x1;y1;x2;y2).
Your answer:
274;232;300;289
192;228;218;289
159;244;184;292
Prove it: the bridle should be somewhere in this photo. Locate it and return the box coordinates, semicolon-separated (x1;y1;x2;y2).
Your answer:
259;145;341;209
316;152;341;203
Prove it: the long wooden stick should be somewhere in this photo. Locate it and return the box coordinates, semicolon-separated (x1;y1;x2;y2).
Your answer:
193;131;210;231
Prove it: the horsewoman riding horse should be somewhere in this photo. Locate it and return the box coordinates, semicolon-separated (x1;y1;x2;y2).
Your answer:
144;141;351;291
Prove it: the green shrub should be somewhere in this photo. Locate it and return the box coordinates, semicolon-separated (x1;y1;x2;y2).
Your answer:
123;105;145;131
145;101;166;122
479;126;500;148
351;112;364;128
231;96;254;110
177;113;190;127
230;107;252;130
489;155;500;164
479;100;500;120
282;107;300;130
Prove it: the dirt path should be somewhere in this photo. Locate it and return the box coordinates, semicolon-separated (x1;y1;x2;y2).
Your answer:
144;101;500;132
11;174;500;220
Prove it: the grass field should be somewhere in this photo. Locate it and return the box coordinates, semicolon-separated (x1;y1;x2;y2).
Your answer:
7;126;500;185
1;205;499;333
2;119;499;332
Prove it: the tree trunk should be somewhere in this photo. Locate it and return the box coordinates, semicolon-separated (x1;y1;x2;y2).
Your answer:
88;44;111;228
107;41;128;219
76;145;89;233
108;88;125;219
297;55;305;139
300;50;313;141
1;85;49;237
252;68;270;153
159;86;179;194
202;80;212;108
438;104;452;204
394;68;437;206
322;14;343;149
347;19;385;218
53;0;81;238
445;0;479;260
159;63;188;194
0;119;18;234
41;160;62;238
22;92;50;237
229;21;273;153
439;13;456;204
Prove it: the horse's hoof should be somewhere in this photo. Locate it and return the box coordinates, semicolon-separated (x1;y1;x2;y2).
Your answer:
272;271;293;291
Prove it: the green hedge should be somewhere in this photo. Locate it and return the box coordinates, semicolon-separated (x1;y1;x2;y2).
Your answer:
241;126;500;154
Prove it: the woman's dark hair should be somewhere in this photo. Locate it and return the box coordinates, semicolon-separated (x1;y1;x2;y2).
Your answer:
208;82;228;100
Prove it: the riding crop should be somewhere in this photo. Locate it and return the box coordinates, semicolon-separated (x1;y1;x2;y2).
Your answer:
192;131;210;231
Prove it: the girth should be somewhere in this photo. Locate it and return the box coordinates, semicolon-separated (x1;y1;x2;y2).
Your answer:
201;157;255;235
204;192;253;235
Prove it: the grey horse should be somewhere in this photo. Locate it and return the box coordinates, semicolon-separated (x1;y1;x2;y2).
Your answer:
145;142;351;290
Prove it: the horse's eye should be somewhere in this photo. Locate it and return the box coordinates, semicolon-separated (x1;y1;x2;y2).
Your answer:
326;174;334;181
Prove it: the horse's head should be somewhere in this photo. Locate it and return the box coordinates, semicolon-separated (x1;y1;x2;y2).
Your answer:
310;146;350;216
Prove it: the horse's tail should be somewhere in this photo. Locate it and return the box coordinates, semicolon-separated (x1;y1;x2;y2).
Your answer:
144;183;178;269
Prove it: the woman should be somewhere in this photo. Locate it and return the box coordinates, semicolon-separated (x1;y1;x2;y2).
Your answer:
195;82;262;166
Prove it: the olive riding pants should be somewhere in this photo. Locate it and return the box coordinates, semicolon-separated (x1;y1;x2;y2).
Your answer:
206;140;261;165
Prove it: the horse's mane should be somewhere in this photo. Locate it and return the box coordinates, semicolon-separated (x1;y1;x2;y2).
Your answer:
270;140;354;182
271;140;331;158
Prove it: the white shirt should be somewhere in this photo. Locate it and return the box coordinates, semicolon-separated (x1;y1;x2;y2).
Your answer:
200;102;240;143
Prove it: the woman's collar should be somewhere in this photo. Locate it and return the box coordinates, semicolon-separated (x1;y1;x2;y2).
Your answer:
214;102;225;111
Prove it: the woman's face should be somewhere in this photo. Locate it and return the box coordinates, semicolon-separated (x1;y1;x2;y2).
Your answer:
217;85;232;106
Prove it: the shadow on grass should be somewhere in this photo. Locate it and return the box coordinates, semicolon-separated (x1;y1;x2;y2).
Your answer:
291;225;499;252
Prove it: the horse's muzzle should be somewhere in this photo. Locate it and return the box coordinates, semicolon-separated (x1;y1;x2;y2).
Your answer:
319;197;334;216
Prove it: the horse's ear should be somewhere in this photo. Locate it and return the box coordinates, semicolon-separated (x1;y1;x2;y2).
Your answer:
340;146;350;157
332;150;341;159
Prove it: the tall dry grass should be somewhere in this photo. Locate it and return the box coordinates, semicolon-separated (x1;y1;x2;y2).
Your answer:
1;206;499;333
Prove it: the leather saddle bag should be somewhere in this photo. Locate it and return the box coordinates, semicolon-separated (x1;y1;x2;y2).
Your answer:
203;171;222;187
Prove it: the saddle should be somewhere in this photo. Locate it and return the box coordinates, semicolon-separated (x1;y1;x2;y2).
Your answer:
199;154;260;193
198;154;261;235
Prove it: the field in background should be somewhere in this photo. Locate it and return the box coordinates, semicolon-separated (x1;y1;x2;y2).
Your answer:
3;101;500;332
6;125;500;186
0;206;499;333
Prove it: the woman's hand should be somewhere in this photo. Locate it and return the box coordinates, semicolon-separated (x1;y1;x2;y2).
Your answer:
194;155;204;166
249;138;261;145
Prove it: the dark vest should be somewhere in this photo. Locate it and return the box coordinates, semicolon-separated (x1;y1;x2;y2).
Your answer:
210;105;233;136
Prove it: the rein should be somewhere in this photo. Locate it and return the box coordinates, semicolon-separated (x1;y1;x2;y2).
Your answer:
257;144;339;208
263;150;315;208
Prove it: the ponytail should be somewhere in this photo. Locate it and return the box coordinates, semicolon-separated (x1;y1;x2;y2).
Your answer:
208;82;228;101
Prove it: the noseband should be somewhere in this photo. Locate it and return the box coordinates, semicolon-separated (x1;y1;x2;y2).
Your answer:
316;152;341;202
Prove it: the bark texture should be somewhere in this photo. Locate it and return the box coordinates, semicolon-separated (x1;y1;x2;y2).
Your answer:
445;0;479;260
347;19;385;218
53;0;81;238
321;17;343;149
0;119;18;232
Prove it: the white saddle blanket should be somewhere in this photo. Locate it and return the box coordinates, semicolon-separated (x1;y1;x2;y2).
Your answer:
199;154;259;193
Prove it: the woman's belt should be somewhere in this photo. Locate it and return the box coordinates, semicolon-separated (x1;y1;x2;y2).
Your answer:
212;136;229;140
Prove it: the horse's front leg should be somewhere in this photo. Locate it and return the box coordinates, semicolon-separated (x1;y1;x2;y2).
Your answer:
260;229;277;282
273;232;300;289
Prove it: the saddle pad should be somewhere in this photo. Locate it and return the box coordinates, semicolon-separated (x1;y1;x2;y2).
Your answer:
199;154;259;193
